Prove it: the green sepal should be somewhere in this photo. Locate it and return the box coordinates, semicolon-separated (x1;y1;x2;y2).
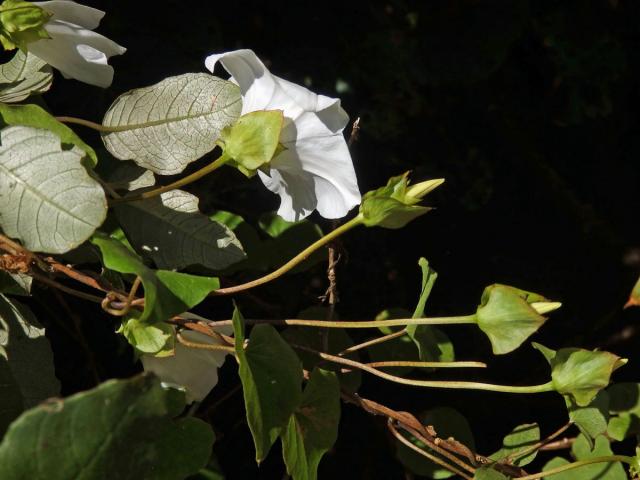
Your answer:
119;315;175;356
533;342;627;407
359;173;444;229
218;110;284;175
0;0;50;51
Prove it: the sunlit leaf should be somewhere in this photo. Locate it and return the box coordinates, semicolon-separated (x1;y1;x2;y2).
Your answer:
567;391;609;443
490;423;540;467
0;50;52;103
102;73;242;175
0;126;106;253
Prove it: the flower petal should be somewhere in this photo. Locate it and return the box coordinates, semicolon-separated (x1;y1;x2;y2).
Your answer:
34;1;104;29
30;20;126;87
141;330;229;403
258;165;317;221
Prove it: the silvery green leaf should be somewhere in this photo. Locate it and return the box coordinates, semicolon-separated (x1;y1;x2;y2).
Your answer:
0;50;52;103
0;126;107;253
102;73;242;175
115;189;245;271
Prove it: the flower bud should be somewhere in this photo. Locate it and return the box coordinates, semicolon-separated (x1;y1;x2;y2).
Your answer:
533;342;627;407
476;284;561;355
359;173;444;229
0;0;50;50
218;110;284;177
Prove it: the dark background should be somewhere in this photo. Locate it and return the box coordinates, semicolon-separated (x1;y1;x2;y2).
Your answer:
35;0;640;478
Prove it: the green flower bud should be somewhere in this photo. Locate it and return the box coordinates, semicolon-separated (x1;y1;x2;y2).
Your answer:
533;342;627;407
359;173;444;229
217;109;284;177
475;284;561;355
0;0;50;50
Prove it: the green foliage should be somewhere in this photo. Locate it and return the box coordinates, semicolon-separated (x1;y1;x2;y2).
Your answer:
120;315;174;355
476;284;560;355
0;374;214;480
91;234;219;323
0;294;59;435
281;368;340;480
0;271;31;296
397;407;475;479
0;103;98;166
232;305;303;462
490;423;540;467
543;434;627;480
473;468;509;480
219;110;284;175
0;50;51;102
533;343;626;407
606;383;640;440
114;189;245;271
102;73;242;175
0;126;106;253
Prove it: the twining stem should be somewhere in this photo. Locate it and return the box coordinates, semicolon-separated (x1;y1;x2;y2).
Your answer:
387;420;473;480
338;329;408;355
518;456;634;480
176;332;236;353
110;153;230;204
205;314;477;329
367;361;486;368
213;214;365;295
291;344;554;394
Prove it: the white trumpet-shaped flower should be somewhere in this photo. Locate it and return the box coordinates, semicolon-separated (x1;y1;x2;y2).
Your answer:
29;1;125;87
141;318;232;403
205;49;361;221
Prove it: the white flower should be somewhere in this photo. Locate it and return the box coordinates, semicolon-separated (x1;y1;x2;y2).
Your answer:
29;1;125;87
205;49;361;222
141;317;232;403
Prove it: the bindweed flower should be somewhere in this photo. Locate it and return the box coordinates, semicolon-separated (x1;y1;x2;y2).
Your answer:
359;173;444;229
2;0;126;87
475;284;561;355
205;49;361;222
533;342;627;407
141;315;232;403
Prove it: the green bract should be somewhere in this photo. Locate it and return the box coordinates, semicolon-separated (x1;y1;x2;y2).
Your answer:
476;284;561;355
218;110;284;176
533;343;627;407
359;173;444;229
0;0;50;50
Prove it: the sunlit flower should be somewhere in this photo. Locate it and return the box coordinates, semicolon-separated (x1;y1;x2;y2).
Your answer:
29;1;125;87
141;317;232;403
205;49;361;221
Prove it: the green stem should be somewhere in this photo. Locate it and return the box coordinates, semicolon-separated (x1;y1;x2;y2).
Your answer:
56;116;121;133
292;343;555;394
518;456;634;480
205;314;477;329
213;214;365;295
110;153;230;204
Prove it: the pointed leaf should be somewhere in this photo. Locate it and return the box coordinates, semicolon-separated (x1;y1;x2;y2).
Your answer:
0;126;106;253
102;73;242;175
0;50;52;103
115;189;245;270
543;435;626;480
567;391;609;442
92;234;219;323
281;368;340;480
232;306;303;462
0;374;214;480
